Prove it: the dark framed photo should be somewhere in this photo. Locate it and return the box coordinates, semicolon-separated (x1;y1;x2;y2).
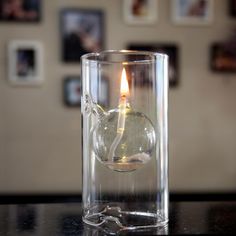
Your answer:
61;9;104;62
210;43;236;72
63;76;109;108
128;44;179;87
229;0;236;17
63;76;81;107
0;0;41;22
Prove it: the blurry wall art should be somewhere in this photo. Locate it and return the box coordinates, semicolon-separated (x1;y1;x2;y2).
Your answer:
8;40;43;86
63;76;81;107
61;9;104;62
0;0;41;22
210;43;236;72
123;0;158;25
229;0;236;17
128;44;179;87
171;0;214;25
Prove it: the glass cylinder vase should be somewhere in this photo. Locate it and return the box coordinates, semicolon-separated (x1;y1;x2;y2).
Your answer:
81;50;168;234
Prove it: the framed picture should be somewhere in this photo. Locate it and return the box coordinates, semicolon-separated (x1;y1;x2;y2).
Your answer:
63;76;81;107
63;76;109;108
61;9;104;62
8;40;43;86
123;0;158;25
171;0;214;25
0;0;41;22
128;44;179;87
210;43;236;72
229;0;236;17
98;76;109;108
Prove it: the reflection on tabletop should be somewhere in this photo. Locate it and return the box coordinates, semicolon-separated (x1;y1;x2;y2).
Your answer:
0;202;236;235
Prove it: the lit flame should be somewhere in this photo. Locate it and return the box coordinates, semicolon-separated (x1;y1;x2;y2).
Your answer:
120;68;129;97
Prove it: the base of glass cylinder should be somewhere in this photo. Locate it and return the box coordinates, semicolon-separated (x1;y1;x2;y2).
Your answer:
83;204;168;234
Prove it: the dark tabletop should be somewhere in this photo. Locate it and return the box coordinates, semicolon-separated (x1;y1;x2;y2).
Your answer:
0;201;236;235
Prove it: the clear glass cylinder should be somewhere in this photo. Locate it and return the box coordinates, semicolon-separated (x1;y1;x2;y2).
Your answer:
81;50;168;234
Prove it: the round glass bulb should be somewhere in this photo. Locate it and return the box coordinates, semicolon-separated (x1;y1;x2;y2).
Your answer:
92;108;156;172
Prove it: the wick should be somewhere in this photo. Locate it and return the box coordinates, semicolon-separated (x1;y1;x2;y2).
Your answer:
107;95;127;162
107;68;129;162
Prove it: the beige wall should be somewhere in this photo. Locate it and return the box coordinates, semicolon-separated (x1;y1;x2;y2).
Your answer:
0;0;236;194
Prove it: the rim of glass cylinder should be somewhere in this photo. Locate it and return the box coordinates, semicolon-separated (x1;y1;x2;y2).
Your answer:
81;50;168;65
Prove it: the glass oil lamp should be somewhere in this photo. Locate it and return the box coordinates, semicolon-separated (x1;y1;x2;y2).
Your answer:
81;50;168;234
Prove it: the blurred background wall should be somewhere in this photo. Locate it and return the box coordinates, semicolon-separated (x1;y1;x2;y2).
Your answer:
0;0;236;194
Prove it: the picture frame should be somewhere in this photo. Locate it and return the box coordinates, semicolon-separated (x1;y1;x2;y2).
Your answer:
171;0;214;25
229;0;236;17
63;76;81;107
0;0;41;22
63;76;109;108
123;0;158;25
61;9;104;62
128;43;179;87
210;43;236;73
8;40;43;86
90;76;109;108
